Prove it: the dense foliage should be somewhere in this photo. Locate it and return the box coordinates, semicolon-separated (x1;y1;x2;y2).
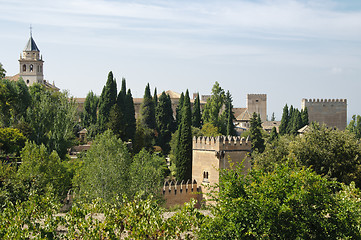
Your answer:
198;163;361;239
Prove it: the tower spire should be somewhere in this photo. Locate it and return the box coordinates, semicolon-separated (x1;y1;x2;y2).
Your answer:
30;24;32;37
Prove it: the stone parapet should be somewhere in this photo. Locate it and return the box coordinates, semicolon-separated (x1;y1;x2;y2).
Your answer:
192;136;251;152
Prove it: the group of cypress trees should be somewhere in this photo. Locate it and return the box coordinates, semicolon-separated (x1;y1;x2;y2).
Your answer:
82;71;136;142
279;104;308;135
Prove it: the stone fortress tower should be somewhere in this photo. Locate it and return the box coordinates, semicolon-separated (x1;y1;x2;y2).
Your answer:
19;29;44;86
192;136;251;200
301;98;347;130
246;94;267;122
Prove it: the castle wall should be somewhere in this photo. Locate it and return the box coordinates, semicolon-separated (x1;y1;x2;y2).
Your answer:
161;180;202;208
247;94;267;122
302;99;347;130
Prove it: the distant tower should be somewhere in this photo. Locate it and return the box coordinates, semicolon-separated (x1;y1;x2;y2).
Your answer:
19;26;44;86
301;98;347;130
247;94;267;122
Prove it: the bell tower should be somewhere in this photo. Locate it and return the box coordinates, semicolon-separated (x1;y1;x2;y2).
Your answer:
19;26;44;86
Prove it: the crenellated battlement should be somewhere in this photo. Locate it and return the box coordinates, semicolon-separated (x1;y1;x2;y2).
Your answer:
193;136;251;151
161;179;201;208
302;98;347;103
247;93;267;98
162;179;199;195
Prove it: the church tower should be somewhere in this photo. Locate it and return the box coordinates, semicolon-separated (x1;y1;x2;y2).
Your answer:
19;28;44;86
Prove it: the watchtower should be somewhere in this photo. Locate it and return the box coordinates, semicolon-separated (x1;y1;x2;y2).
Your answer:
301;98;347;130
247;94;267;122
192;136;251;200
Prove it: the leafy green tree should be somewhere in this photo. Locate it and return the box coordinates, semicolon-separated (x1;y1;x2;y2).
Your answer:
27;87;77;158
279;104;289;135
202;81;225;129
347;114;361;139
97;71;117;131
133;119;154;153
292;124;361;187
200;122;221;137
156;91;175;154
198;163;361;239
192;93;202;128
18;141;71;200
128;149;167;199
175;92;184;128
76;130;132;203
0;128;26;155
82;91;99;128
174;90;192;181
139;83;156;130
250;112;265;153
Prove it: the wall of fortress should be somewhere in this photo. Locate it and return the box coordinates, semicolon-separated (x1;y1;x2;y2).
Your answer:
302;98;347;130
161;180;202;208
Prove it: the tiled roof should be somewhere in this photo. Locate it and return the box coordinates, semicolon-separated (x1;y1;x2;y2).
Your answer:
24;36;40;52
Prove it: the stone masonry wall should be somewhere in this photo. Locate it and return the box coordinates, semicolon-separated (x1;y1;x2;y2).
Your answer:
302;98;347;130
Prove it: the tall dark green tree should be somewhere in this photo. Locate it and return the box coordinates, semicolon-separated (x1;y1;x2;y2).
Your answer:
226;103;236;136
175;90;192;181
82;91;99;127
301;107;309;126
97;71;117;131
347;115;361;139
107;104;125;138
286;105;294;134
290;109;302;135
0;63;6;79
250;112;265;153
156;92;175;154
269;126;278;142
271;112;276;121
124;89;136;141
139;83;156;130
175;92;184;128
192;93;202;128
279;104;289;135
153;88;158;108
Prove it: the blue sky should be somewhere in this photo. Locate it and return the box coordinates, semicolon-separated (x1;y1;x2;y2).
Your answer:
1;0;360;120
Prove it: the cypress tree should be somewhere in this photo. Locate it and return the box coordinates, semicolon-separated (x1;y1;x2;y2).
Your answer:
107;104;124;137
98;71;117;131
124;89;136;141
82;91;99;127
192;93;202;128
279;104;289;135
156;91;175;154
269;126;278;142
139;83;156;130
176;92;184;128
271;112;276;121
301;107;309;126
286;105;294;134
290;109;302;135
153;87;158;108
250;112;265;153
226;103;236;136
175;90;192;181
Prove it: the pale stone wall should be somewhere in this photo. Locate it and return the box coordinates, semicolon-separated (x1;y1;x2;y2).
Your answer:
302;99;347;130
247;94;267;122
161;180;202;208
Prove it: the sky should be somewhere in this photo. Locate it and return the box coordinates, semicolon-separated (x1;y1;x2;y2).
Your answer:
0;0;361;120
